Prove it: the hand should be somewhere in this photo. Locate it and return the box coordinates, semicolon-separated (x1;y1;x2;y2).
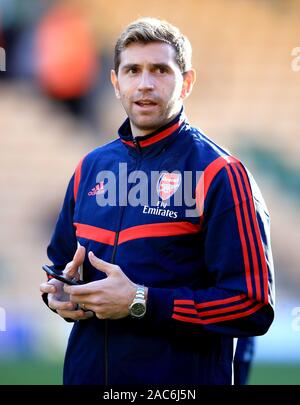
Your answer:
40;245;93;321
64;251;143;320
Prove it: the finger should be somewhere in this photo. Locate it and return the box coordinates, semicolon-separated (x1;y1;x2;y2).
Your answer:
66;291;91;304
40;283;56;294
64;279;104;296
57;309;94;320
64;245;86;278
72;245;86;267
48;297;77;311
63;283;90;296
88;251;116;276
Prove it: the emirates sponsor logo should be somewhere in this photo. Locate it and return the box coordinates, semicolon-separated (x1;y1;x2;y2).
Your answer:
143;200;178;219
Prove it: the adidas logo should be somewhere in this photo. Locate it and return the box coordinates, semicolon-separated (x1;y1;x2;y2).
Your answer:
88;181;105;196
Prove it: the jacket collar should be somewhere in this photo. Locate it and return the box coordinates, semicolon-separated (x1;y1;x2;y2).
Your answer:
118;109;186;157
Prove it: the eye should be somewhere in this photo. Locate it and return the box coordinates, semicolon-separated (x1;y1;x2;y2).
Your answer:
128;67;138;74
155;66;168;74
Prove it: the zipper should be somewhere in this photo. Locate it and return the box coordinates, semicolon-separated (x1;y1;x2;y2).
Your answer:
111;136;141;264
132;136;141;153
104;138;142;385
111;232;119;264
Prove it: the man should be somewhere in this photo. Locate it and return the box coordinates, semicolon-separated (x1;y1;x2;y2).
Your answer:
40;17;275;385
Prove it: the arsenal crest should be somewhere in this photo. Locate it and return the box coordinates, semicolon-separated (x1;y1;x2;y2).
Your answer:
157;172;181;200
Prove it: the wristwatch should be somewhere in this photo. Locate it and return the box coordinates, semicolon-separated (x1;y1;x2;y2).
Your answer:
129;285;147;318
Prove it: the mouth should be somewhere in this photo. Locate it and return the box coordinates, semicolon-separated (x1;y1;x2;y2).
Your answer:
134;99;158;108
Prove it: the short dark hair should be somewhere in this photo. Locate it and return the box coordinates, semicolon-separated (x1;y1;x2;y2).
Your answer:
114;17;192;74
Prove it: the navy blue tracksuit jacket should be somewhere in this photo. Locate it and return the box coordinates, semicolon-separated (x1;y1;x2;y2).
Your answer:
45;111;275;385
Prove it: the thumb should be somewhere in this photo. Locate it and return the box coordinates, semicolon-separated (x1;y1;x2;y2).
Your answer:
88;251;116;276
64;245;86;278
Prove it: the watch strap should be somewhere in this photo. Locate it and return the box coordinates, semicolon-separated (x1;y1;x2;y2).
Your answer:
135;285;145;300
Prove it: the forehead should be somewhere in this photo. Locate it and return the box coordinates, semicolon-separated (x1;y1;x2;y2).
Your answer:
119;42;179;68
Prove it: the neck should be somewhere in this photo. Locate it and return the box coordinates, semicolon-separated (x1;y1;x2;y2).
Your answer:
130;125;154;138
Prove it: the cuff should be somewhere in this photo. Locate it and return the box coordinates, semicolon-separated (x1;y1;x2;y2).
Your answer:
146;286;175;327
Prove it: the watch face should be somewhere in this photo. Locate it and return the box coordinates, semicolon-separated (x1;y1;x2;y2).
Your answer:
131;302;146;317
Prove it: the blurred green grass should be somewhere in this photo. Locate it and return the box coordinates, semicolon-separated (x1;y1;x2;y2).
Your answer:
0;360;299;384
249;363;300;385
0;360;63;385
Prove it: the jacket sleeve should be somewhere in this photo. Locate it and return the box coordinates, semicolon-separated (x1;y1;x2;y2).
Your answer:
146;159;275;337
41;173;78;318
46;174;78;271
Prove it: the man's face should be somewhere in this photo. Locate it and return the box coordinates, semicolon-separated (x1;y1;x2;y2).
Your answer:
111;42;188;136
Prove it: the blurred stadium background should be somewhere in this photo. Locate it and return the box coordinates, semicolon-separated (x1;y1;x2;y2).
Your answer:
0;0;300;385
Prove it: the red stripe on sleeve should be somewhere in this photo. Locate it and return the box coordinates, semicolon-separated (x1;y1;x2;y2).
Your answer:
174;299;254;317
237;163;269;304
231;164;261;300
172;303;264;324
172;157;268;326
174;294;246;308
173;307;198;315
225;165;253;298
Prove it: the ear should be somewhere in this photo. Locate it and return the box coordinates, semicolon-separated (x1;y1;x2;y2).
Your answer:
180;68;196;100
111;69;121;99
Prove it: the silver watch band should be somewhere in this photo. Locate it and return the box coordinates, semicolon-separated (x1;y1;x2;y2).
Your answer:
135;285;145;300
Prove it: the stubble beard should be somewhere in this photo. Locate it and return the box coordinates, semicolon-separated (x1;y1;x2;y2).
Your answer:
128;101;180;135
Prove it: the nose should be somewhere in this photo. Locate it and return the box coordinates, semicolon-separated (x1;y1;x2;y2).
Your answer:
137;72;154;91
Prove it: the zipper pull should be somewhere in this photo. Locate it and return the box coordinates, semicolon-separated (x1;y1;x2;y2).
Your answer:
132;137;142;153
